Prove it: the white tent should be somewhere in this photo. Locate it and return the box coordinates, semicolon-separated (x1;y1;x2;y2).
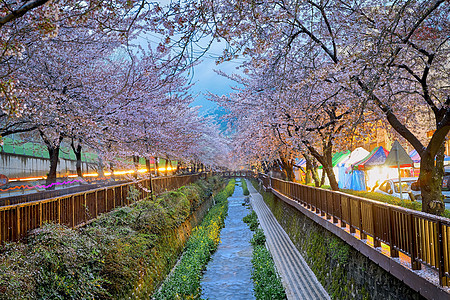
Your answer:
344;147;370;167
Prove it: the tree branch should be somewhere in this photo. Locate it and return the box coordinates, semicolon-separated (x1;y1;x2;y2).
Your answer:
0;0;50;27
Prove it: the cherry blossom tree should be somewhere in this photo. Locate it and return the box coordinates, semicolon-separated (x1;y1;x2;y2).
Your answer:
160;0;448;214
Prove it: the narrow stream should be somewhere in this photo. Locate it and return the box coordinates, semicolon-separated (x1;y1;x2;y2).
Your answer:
201;179;255;299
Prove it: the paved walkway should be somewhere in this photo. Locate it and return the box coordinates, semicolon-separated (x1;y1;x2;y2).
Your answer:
246;179;330;300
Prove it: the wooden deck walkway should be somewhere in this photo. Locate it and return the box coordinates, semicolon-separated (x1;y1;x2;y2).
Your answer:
246;179;330;300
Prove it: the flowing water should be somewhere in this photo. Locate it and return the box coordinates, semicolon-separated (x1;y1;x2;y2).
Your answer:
201;179;255;299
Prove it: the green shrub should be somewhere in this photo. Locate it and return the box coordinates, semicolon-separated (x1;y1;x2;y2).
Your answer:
27;223;109;299
127;185;142;203
242;179;250;195
157;190;191;228
251;228;266;246
243;210;259;231
251;245;286;299
0;243;36;300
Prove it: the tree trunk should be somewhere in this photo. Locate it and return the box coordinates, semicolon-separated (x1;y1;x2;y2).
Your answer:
323;164;339;190
145;158;152;178
165;158;169;176
305;154;320;187
133;155;139;179
155;157;160;177
284;162;295;181
311;167;321;187
419;146;445;215
110;162;115;180
320;169;326;186
305;141;339;190
40;131;63;190
46;144;60;190
71;139;82;177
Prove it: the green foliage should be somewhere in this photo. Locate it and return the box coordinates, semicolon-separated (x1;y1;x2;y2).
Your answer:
251;245;286;299
251;228;266;247
27;223;109;299
0;243;36;300
328;237;350;266
157;190;191;228
154;179;235;299
0;177;226;299
243;210;259;231
214;178;236;203
127;185;142;203
242;179;250;195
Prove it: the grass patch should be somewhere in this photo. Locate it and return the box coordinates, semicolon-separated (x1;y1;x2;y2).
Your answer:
154;179;236;299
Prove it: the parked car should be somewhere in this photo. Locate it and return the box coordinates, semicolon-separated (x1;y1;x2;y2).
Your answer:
376;174;450;202
374;178;421;201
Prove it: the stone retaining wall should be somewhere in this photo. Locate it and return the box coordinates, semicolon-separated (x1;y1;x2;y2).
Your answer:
256;184;425;300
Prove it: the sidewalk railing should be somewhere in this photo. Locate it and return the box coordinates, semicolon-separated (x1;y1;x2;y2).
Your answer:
258;174;450;287
0;174;201;244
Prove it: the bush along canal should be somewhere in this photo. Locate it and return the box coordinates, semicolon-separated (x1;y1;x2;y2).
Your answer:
0;176;227;299
200;178;256;299
154;179;236;299
243;210;287;299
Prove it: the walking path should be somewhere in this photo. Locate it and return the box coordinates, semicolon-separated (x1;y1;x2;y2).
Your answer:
246;179;330;300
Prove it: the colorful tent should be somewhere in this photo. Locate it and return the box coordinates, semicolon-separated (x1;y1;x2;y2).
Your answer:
349;170;366;191
338;147;369;189
343;147;370;168
318;151;351;169
354;146;389;170
333;151;351;166
385;141;413;199
409;150;420;163
295;158;307;168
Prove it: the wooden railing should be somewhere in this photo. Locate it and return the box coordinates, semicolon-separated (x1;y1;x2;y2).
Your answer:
259;174;450;287
0;174;202;244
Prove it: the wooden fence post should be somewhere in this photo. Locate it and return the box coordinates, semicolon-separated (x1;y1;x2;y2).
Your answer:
39;202;43;227
409;213;421;270
437;221;448;286
105;188;108;212
348;197;355;233
71;196;75;227
84;193;87;222
372;203;381;247
95;191;98;217
359;199;367;240
16;206;20;241
388;207;399;257
58;198;61;225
